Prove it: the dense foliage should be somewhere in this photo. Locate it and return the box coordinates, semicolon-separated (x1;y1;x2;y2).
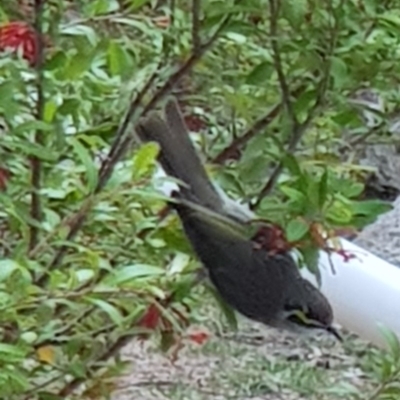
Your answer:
0;0;400;398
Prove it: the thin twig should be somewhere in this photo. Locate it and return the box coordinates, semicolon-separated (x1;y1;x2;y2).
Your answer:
170;0;176;25
56;295;175;396
144;12;232;115
100;10;234;179
252;77;330;209
192;0;202;55
57;333;134;396
212;85;305;164
29;0;46;251
100;10;231;185
269;0;298;128
253;0;340;209
98;65;161;185
34;197;94;286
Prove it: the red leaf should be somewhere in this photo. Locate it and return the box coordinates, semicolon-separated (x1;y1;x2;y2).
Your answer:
0;21;38;66
152;15;171;29
187;330;210;345
184;114;206;132
0;167;10;191
137;304;160;330
252;224;292;254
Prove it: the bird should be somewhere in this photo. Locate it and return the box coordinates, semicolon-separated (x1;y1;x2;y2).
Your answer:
136;99;341;341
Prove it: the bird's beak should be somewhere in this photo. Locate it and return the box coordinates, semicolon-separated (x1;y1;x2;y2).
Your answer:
325;325;343;342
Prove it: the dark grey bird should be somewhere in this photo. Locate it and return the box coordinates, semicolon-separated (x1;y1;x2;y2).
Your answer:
136;99;341;340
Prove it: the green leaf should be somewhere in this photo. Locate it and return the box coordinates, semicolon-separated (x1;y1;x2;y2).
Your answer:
286;219;309;242
280;186;304;203
326;201;353;224
61;25;98;46
208;285;238;330
0;259;19;282
379;13;400;28
86;0;120;15
246;62;273;85
318;169;328;209
0;344;27;362
5;141;58;161
282;154;303;177
63;50;96;80
85;298;124;326
1;368;30;394
377;324;400;361
107;41;134;78
301;246;321;283
342;182;364;198
13;120;53;135
170;275;198;302
0;81;17;114
68;137;98;193
57;98;81;117
281;0;308;28
38;391;66;400
351;200;392;218
132;142;160;180
330;57;348;89
104;264;165;286
125;0;150;11
43;100;58;123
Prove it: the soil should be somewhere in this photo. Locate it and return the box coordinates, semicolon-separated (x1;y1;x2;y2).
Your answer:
111;313;372;400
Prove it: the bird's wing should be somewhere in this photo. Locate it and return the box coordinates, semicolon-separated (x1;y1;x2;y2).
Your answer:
173;199;288;323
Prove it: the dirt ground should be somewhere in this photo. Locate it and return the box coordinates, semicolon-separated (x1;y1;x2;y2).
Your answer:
111;312;372;400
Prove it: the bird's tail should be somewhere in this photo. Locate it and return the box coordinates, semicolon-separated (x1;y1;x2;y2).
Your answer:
136;99;223;213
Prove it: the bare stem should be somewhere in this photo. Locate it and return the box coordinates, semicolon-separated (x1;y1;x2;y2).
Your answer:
192;0;202;54
269;0;298;128
212;85;305;164
29;0;46;251
253;0;340;209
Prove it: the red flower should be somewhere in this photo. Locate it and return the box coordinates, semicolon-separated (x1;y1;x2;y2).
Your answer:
0;21;38;66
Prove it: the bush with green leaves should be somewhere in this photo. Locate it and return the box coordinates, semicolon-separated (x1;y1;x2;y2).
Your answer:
0;0;399;398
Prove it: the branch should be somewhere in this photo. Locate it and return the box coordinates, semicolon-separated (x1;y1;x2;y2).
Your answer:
99;14;232;186
170;0;176;26
98;65;160;186
211;85;305;164
99;10;234;181
29;0;46;251
252;0;340;209
145;12;232;115
192;0;202;55
268;0;298;128
57;332;134;397
57;294;177;397
252;75;330;209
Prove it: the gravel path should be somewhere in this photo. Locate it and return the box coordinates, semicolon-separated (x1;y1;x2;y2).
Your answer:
111;316;371;399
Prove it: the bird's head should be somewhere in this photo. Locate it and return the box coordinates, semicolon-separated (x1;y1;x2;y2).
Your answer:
280;279;342;341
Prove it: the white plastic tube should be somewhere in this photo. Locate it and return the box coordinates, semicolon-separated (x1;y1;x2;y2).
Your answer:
302;239;400;348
